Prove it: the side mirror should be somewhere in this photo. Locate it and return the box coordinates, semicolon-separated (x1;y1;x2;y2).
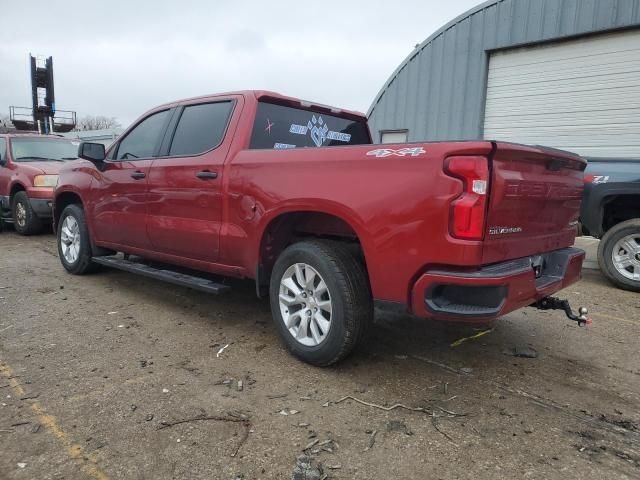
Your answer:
78;142;106;164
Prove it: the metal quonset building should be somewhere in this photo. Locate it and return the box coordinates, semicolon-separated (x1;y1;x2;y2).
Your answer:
368;0;640;158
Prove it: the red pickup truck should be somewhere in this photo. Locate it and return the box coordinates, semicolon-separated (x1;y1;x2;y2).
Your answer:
0;133;80;234
53;90;588;365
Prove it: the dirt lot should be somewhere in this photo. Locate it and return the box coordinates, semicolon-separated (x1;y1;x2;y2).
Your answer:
0;232;639;480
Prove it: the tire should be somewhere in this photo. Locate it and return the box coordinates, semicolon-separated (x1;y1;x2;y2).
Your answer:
597;219;640;292
12;191;43;235
57;204;99;274
270;240;373;366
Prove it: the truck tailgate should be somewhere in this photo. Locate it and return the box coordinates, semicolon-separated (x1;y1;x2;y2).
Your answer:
482;142;586;264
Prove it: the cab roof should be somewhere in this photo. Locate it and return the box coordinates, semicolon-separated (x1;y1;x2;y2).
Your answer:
152;90;367;123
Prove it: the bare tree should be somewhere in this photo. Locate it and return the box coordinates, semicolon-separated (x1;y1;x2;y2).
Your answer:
0;113;12;132
75;115;121;131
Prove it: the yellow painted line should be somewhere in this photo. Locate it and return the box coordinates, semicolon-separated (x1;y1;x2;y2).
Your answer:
0;361;110;480
450;328;494;347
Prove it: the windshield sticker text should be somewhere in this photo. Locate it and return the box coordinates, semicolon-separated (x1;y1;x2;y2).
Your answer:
327;131;351;142
289;115;352;147
289;124;307;135
274;143;296;149
265;119;275;134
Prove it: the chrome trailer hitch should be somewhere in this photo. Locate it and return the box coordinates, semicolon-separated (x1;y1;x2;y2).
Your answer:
535;297;592;327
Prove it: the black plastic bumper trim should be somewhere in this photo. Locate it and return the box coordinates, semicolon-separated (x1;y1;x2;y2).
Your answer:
29;198;53;218
425;284;507;317
423;247;584;318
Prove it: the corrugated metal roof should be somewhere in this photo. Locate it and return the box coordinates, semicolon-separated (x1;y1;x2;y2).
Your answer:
368;0;640;142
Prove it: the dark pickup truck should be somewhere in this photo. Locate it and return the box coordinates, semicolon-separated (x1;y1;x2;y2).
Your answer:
581;158;640;292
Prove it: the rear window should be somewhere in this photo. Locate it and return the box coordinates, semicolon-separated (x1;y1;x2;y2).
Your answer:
249;102;370;150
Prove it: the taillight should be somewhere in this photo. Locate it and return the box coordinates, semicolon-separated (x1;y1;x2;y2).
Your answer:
445;156;489;240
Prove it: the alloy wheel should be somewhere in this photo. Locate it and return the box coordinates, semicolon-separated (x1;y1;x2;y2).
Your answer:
15;201;27;227
278;263;333;347
60;215;81;264
611;234;640;281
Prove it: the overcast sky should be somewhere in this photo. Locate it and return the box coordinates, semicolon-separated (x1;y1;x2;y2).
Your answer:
1;0;480;127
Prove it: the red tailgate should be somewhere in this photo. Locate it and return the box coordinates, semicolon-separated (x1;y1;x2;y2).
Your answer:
482;143;586;264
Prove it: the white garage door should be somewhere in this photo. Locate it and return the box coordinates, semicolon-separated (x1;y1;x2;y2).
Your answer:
484;29;640;158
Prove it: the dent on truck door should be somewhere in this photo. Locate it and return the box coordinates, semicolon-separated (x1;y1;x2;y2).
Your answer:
145;100;235;262
90;109;172;249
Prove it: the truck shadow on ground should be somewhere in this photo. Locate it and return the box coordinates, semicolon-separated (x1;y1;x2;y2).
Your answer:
84;262;636;427
95;265;607;387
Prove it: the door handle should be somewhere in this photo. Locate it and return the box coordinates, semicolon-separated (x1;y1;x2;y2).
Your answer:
196;170;218;180
130;171;146;180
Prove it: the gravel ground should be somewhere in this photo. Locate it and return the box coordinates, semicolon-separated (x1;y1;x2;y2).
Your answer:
0;232;639;480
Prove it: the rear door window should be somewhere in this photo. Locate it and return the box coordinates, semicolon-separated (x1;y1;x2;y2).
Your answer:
115;109;171;160
249;102;370;150
168;101;234;157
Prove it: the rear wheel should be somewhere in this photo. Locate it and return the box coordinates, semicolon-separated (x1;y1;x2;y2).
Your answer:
12;191;43;235
270;240;372;366
597;219;640;292
57;204;99;274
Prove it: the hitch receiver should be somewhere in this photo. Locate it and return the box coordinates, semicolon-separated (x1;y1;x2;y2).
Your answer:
535;297;592;327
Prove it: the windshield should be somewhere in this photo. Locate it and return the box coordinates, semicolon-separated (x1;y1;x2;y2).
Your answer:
10;137;79;162
249;102;371;149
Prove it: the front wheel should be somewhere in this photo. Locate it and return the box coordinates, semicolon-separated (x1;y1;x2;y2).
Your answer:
57;204;99;275
12;191;43;235
597;219;640;292
270;240;373;366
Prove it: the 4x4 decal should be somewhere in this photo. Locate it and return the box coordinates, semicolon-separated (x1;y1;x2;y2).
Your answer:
366;147;426;158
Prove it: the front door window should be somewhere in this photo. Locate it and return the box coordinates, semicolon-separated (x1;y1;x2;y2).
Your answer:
116;110;171;160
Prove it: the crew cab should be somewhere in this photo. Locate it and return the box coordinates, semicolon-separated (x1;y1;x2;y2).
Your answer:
0;133;80;234
581;158;640;292
53;91;588;365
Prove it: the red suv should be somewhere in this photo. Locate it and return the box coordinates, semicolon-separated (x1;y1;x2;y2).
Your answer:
0;133;80;234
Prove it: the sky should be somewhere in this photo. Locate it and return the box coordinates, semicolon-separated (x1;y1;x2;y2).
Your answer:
0;0;481;127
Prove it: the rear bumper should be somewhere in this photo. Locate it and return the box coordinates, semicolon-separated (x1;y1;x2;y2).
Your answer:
411;247;585;322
